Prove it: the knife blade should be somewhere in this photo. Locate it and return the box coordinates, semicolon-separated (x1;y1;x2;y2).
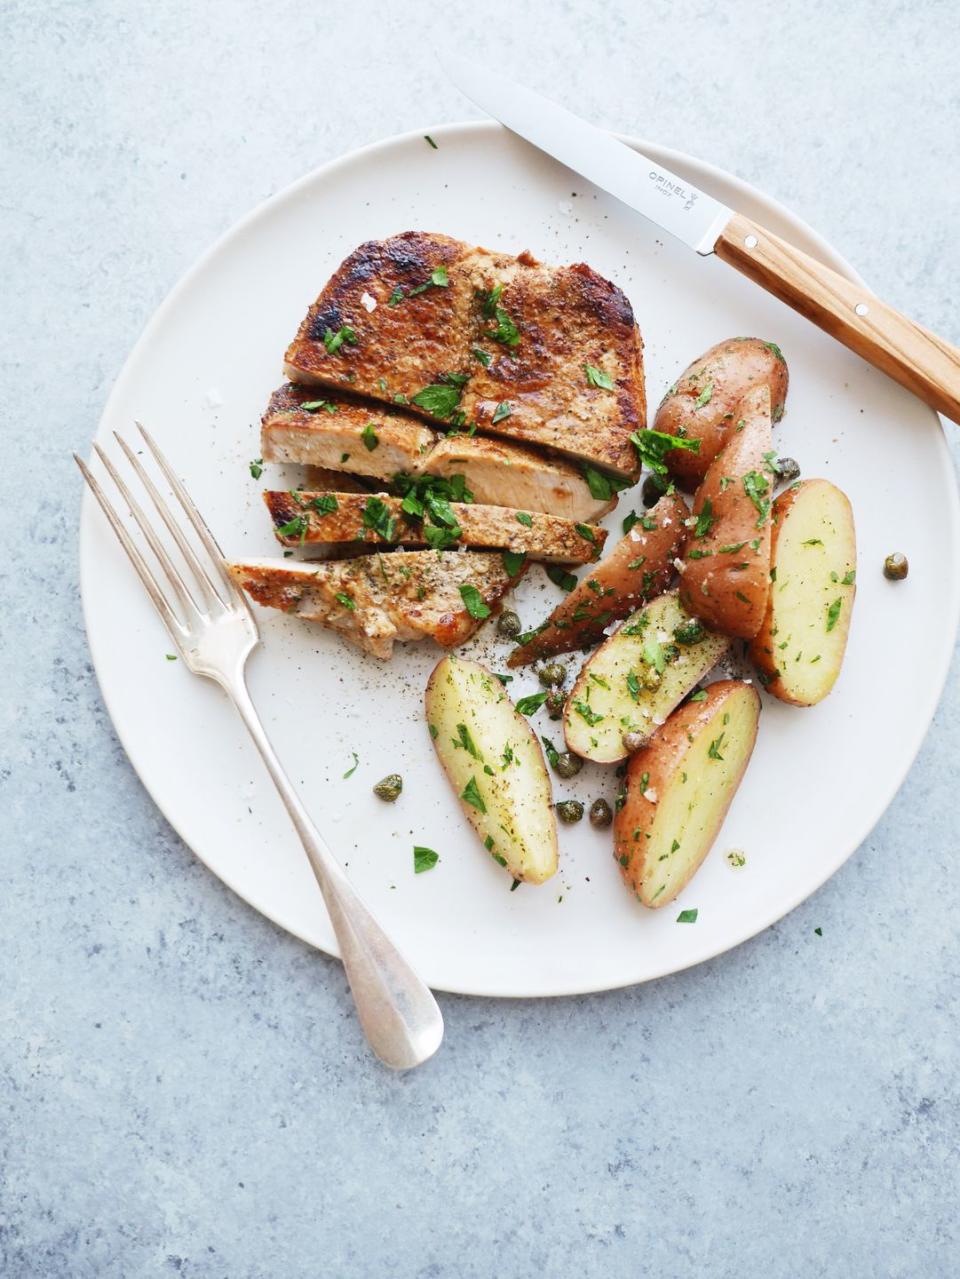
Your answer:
447;58;960;426
447;57;731;255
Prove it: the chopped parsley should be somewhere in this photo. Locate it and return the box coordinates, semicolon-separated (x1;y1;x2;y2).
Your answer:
626;671;641;702
629;427;700;476
459;584;490;619
575;523;597;544
841;569;856;585
694;381;713;409
707;734;726;761
492;401;513;425
361;496;397;542
826;598;843;632
584;363;615;390
573;700;603;726
515;691;549;716
423;135;438;149
676;908;699;924
454;723;480;759
460;776;487;813
689;689;708;702
622;510;639;535
742;470;771;527
480;285;521;347
334;592;355;610
413;845;439;873
249;458;263;479
502;550;527;578
515;511;533;528
309;494;339;515
545;565;577;592
582;464;628;502
693;497;715;538
323;325;358;355
471;347;492;367
411;382;463;419
275;514;308;543
360;422;379;451
342;752;359;778
301;399;337;413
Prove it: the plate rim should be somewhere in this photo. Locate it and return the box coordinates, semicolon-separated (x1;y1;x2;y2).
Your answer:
79;118;960;997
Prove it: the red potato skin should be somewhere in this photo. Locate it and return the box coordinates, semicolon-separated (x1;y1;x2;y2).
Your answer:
612;680;761;906
654;338;788;491
678;384;773;640
506;491;688;667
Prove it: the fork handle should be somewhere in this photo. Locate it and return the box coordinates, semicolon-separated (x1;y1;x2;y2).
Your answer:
228;674;444;1069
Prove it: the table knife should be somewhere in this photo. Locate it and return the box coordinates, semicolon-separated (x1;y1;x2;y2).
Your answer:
447;58;960;426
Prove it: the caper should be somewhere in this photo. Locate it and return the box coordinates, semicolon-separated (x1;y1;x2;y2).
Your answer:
589;798;613;828
641;666;662;690
555;800;584;824
622;730;647;753
498;609;521;639
775;456;801;485
884;552;908;581
674;619;705;645
538;661;567;687
373;773;403;802
641;475;665;508
553;751;582;780
545;690;565;720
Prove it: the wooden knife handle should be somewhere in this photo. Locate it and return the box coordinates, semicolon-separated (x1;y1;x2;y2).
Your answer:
714;211;960;425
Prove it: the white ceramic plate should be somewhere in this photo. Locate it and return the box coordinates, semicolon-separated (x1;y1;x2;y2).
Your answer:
80;121;959;997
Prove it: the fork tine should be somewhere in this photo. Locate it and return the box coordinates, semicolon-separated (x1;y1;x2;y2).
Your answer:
75;454;187;644
113;433;224;611
93;442;199;619
136;423;247;608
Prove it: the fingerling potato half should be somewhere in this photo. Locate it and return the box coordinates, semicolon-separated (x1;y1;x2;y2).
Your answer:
563;591;730;763
655;337;788;490
748;479;856;705
613;680;760;908
425;655;558;884
508;492;688;667
679;383;773;639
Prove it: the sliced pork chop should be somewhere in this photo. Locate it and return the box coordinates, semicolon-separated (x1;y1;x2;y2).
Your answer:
260;383;435;478
260;384;613;521
421;434;612;522
282;231;645;477
263;491;605;563
228;552;520;659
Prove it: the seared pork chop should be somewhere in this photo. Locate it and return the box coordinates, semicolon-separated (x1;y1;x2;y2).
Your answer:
229;551;520;659
260;384;613;521
264;491;605;563
282;232;645;477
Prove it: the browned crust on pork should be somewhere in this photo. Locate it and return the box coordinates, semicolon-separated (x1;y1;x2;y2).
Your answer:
282;232;644;477
264;492;605;563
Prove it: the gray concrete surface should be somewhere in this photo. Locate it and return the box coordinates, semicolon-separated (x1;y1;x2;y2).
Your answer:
2;1;959;1274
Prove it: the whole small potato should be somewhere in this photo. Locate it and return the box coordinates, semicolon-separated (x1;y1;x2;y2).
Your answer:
654;337;789;491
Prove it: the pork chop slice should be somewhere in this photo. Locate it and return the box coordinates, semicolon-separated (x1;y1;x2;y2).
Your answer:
260;384;613;521
228;551;520;659
282;231;645;477
263;491;606;563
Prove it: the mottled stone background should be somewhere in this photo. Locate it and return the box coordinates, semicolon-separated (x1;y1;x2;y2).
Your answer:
3;1;959;1275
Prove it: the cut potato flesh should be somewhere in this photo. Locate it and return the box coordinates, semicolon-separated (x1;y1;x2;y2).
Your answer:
425;656;558;884
562;591;730;763
613;680;760;907
748;479;856;705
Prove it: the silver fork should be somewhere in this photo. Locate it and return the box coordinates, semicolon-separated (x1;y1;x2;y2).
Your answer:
76;425;444;1070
